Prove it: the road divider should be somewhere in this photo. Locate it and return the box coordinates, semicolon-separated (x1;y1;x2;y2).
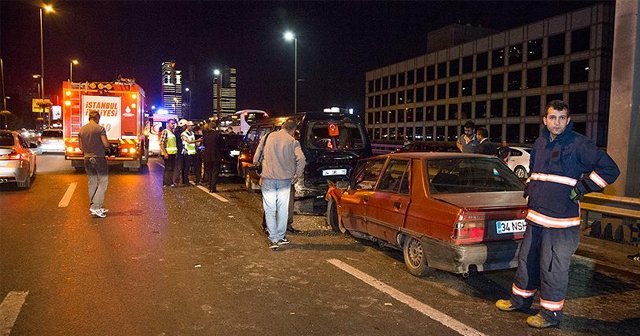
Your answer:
58;182;77;207
0;291;29;335
327;259;486;336
196;185;229;203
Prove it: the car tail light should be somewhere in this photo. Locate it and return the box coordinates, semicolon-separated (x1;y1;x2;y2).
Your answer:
0;151;21;160
452;211;486;244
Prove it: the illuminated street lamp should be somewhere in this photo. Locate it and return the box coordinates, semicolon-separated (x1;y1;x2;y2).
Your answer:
185;87;192;119
39;4;54;100
283;31;297;114
214;69;222;122
69;59;79;82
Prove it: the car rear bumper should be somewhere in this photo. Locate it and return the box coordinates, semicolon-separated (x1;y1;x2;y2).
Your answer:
422;237;522;274
40;143;65;153
0;161;27;183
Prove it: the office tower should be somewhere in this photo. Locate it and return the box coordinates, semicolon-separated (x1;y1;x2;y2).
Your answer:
212;66;237;118
162;61;183;116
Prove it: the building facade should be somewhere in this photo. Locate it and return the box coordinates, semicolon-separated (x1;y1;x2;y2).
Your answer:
212;66;237;118
365;3;614;146
162;61;183;116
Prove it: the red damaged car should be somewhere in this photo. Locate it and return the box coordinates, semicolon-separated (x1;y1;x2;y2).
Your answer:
325;152;528;277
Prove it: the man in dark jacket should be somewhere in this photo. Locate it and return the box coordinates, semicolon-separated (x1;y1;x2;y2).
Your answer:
202;123;222;192
476;127;496;155
174;119;186;185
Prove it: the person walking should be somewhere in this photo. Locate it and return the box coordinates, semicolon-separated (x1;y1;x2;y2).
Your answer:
202;122;222;192
159;118;178;187
254;119;305;250
180;121;200;185
476;127;496;155
495;100;620;328
78;110;110;218
456;120;478;153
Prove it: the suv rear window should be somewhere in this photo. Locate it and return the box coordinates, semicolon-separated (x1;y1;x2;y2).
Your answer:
41;130;63;137
305;120;364;150
0;133;15;146
426;157;523;193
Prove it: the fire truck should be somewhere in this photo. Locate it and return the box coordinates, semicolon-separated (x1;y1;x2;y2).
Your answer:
62;78;149;171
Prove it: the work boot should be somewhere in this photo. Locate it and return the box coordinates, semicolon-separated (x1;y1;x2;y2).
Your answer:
526;313;558;328
495;299;518;311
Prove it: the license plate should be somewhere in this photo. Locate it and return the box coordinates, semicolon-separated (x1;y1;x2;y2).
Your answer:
496;219;526;234
322;169;347;176
229;150;240;157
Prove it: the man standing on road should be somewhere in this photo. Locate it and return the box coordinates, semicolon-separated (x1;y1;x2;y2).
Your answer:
456;120;478;153
254;119;305;250
78;110;110;218
159;118;178;187
476;127;496;155
202;122;222;192
496;100;619;328
181;121;200;185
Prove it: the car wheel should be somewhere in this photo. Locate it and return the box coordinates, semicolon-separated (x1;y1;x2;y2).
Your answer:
403;236;428;277
514;165;527;179
326;198;346;233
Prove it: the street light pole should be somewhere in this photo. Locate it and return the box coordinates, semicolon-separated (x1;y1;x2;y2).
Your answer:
284;31;298;114
39;4;54;127
214;69;222;124
69;59;79;82
185;87;192;119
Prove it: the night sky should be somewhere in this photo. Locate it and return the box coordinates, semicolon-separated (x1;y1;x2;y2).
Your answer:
1;0;597;121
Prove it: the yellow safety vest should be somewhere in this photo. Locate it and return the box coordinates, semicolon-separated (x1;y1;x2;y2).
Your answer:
165;130;178;154
183;131;196;155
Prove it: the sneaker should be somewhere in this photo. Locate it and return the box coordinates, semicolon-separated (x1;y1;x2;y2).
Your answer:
628;253;640;262
268;241;279;250
99;208;109;213
90;208;106;218
495;299;518;311
526;313;558;328
277;238;290;246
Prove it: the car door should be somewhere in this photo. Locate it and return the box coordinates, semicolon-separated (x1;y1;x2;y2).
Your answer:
365;159;411;244
339;158;386;233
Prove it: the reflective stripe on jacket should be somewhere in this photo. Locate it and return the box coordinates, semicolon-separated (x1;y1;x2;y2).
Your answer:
183;131;196;155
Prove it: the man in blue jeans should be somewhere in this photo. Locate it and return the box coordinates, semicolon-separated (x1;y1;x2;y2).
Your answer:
78;110;110;218
254;119;305;250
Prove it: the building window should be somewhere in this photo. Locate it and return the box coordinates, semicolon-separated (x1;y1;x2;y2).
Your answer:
425;106;434;121
437;84;446;100
524;123;539;143
527;39;543;61
405;89;414;103
546;93;563;105
425;126;434;140
449;82;459;98
492;48;505;67
382;110;388;123
374;95;381;108
506;124;519;143
462;79;473;96
397;90;405;104
508;44;523;65
462;55;474;73
527;67;542;88
416;67;425;83
449;59;460;76
375;78;381;91
447;126;458;141
461;102;472;119
547;63;564;86
389;110;396;123
382;76;389;90
368;96;374;108
571;27;591;53
415;126;423;140
366;112;372;124
507;97;521;117
491;99;503;118
382;94;388;107
569;91;588;114
390;74;397;89
573;122;586;135
436;105;446;120
398;109;405;122
490;124;502;141
368;80;374;93
491;73;504;93
416;87;424;102
406;127;414;140
398;72;406;87
406;108;414;122
407;70;415;85
416;107;424;121
525;96;541;116
426;86;435;100
570;59;590;83
397;127;404;139
389;127;397;140
476;101;487;118
548;33;565;57
436;126;445;141
374;111;381;124
437;62;447;78
448;104;458;120
476;76;488;95
426;65;435;81
374;128;381;140
389;92;396;106
508;70;522;91
476;52;488;71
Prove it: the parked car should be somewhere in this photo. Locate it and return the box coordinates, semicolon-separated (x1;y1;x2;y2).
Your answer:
504;146;532;179
239;112;372;213
20;128;41;147
0;130;37;189
39;128;64;153
325;152;527;277
396;141;459;153
218;133;244;177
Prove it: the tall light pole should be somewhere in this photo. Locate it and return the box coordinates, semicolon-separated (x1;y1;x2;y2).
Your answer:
39;4;54;100
284;31;297;114
69;59;79;82
185;87;192;119
214;69;222;123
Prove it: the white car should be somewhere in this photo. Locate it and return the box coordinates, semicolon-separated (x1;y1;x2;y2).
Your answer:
39;129;64;153
505;146;532;179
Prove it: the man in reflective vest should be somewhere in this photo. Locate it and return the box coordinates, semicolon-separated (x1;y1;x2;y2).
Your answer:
160;119;178;187
181;121;200;185
496;100;620;328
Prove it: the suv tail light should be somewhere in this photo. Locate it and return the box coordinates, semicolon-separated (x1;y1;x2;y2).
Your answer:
452;211;486;244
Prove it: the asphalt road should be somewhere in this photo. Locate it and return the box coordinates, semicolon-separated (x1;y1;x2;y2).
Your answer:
1;155;639;336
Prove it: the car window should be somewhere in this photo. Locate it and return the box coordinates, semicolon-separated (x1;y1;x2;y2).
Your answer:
0;133;15;146
245;128;259;142
352;158;386;190
426;157;524;193
509;149;523;157
41;130;62;137
305;119;364;150
377;159;410;194
523;148;532;154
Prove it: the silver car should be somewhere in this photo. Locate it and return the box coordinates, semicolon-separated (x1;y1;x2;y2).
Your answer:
0;130;37;189
39;128;64;153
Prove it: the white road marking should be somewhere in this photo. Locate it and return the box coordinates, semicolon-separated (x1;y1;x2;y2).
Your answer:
196;185;229;203
58;182;77;207
0;291;29;336
327;259;486;336
156;162;165;168
572;254;640;276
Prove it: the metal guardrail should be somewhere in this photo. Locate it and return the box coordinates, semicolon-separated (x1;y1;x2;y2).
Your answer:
581;192;640;244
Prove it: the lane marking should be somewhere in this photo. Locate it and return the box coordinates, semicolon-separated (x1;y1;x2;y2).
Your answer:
572;254;640;276
196;185;229;203
327;259;486;336
0;291;29;336
58;182;77;208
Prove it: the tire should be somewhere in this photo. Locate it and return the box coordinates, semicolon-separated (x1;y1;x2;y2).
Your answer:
403;236;429;277
514;166;527;179
326;198;345;233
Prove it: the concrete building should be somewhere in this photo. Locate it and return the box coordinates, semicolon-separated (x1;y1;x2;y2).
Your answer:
162;61;183;116
212;66;237;118
365;3;614;146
